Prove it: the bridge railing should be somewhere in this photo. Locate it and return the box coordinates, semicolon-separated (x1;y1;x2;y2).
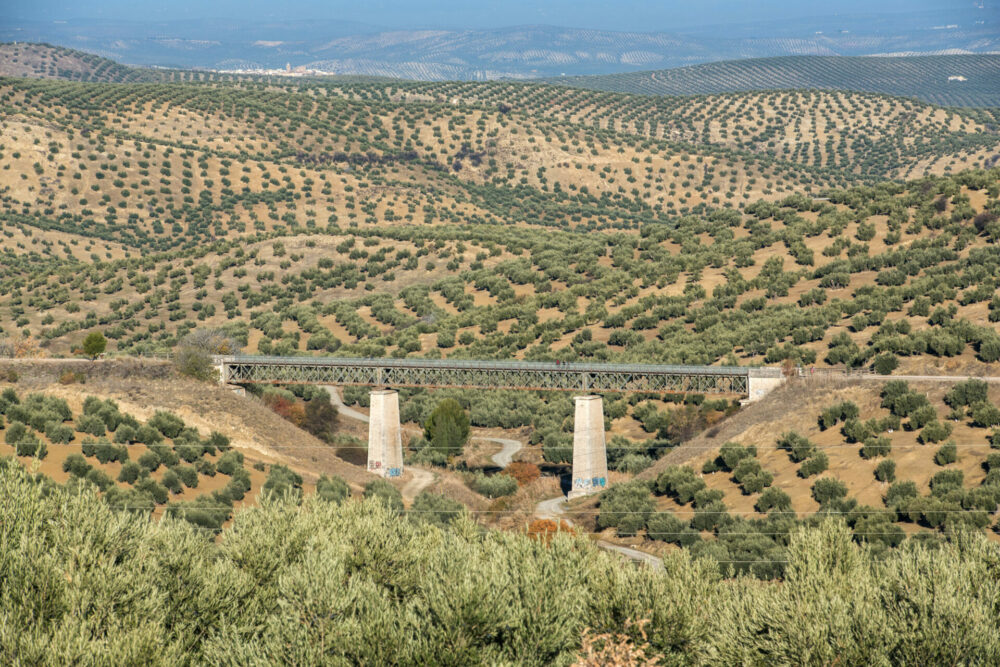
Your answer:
214;355;771;394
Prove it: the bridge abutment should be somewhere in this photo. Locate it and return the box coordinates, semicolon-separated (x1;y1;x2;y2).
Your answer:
568;395;608;499
746;368;785;402
367;390;403;478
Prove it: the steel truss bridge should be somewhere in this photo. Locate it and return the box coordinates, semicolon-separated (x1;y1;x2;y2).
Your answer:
214;355;781;394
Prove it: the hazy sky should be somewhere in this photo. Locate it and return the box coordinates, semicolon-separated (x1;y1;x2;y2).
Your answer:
0;0;972;31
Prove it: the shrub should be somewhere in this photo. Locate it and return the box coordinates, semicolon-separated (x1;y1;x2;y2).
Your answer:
654;466;705;504
872;352;899;375
225;469;252;501
930;469;964;495
81;331;106;358
134;477;169;504
971;403;1000;429
718;442;756;470
597;481;655;536
467;472;518;498
423;399;470;458
161;469;183;495
135;425;163;446
777;431;815;462
217;451;244;476
76;415;107;438
755;487;792;513
63;453;92;478
861;435;891;459
118;461;143;484
409;436;450;467
691;500;730;532
811;477;848;505
59;371;86;385
172;464;199;489
363;479;403;513
137;451;161;473
919;420;952;444
263;464;303;500
944;379;989;408
885;480;918;506
45;421;75;444
798;452;829;478
316;474;350;503
4;421;27;446
208;431;231;452
173;345;218;382
16;432;45;459
646;513;699;546
85;468;113;491
409;491;464;528
874;459;896;483
934;441;958;466
505;462;540;486
149;411;185;439
113;424;137;444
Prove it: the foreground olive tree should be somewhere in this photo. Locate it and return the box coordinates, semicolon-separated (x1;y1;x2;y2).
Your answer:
2;462;1000;664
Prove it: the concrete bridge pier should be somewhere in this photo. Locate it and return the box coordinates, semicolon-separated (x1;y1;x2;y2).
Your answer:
568;395;608;500
367;390;403;478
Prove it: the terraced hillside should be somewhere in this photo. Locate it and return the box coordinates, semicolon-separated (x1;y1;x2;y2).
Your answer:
549;55;1000;108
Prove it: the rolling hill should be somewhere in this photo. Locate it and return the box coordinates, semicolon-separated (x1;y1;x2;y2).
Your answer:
548;55;1000;108
1;53;999;586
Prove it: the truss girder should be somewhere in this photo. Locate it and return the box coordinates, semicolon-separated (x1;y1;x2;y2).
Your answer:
218;356;756;395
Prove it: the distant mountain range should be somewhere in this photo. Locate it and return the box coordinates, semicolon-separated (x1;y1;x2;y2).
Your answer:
0;10;997;80
2;42;999;109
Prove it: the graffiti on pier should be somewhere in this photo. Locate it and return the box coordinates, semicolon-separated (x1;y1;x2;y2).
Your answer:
572;477;607;489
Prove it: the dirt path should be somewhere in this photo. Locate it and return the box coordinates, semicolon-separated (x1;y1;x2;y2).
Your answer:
534;495;664;570
859;374;1000;383
482;437;522;468
322;385;370;423
535;495;569;522
596;541;665;571
401;467;436;499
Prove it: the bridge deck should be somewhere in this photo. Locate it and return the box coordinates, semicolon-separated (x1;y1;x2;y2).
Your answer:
215;355;779;394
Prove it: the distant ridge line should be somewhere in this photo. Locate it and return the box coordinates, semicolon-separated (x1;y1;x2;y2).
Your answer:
543;55;1000;108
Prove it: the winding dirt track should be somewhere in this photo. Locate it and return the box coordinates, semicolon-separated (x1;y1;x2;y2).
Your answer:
482;437;523;468
534;495;664;570
323;385;370;423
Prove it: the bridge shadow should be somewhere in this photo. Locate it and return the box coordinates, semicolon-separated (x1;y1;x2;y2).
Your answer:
537;463;571;495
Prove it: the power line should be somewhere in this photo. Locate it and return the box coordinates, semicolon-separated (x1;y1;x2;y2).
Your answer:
5;440;1000;450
